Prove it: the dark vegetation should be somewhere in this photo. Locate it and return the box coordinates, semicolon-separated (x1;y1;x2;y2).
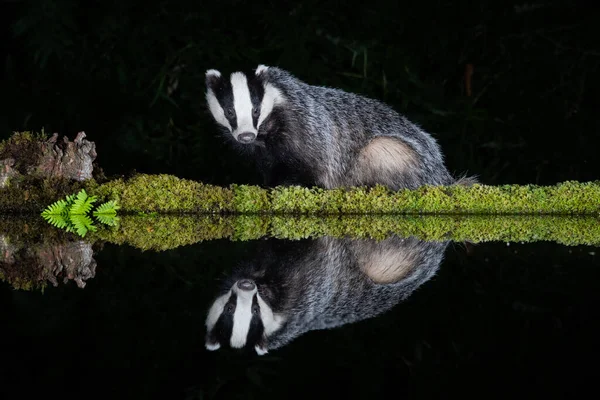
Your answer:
1;0;599;187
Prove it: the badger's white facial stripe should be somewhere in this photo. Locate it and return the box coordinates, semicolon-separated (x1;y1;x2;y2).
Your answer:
257;294;284;335
206;69;221;78
205;291;231;331
230;283;258;348
206;90;232;131
255;64;269;76
205;341;221;351
230;72;256;136
257;84;284;130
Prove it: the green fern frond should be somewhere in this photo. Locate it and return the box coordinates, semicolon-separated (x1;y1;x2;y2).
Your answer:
93;200;120;216
41;189;119;237
64;193;76;205
41;199;69;217
95;213;120;227
70;214;96;237
69;189;98;215
42;213;70;229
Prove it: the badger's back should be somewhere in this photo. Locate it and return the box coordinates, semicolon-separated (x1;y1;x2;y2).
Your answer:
261;67;457;189
265;236;450;350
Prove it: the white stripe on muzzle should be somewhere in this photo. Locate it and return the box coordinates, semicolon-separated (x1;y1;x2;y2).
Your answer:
230;283;258;348
230;72;257;140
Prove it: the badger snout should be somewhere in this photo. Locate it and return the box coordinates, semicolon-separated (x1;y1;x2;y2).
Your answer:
236;132;256;144
237;279;256;291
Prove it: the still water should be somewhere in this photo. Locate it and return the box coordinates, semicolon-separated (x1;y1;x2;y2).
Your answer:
1;219;598;399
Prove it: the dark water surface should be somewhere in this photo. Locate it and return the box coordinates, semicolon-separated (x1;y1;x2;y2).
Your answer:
1;230;598;399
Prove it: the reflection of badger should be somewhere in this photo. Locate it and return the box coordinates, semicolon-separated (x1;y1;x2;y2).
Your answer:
205;64;475;189
205;236;450;355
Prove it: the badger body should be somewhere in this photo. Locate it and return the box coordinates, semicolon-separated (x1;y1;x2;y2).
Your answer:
205;236;449;355
206;64;473;190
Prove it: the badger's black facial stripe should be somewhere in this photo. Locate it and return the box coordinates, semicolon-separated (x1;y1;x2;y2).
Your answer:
211;292;237;345
207;74;238;130
246;295;266;346
206;328;220;348
246;73;265;128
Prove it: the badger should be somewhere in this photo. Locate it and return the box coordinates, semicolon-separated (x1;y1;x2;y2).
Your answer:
204;235;450;355
205;64;475;189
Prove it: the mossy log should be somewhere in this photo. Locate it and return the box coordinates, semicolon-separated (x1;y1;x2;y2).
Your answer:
87;174;600;215
2;214;599;254
0;131;97;185
93;214;600;249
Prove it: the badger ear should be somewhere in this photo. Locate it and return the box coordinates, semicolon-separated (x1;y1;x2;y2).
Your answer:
254;336;268;356
205;339;221;351
255;344;268;356
205;69;221;89
205;330;221;351
255;64;269;76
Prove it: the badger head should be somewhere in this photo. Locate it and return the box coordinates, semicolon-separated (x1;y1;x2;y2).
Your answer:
205;64;284;144
205;278;285;356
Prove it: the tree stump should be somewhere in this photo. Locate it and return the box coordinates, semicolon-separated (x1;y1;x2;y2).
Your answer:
0;131;97;188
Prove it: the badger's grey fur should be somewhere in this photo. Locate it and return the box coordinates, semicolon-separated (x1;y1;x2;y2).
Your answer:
205;236;450;355
205;64;475;190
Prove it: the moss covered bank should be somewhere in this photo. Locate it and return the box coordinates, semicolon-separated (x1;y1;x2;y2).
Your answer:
2;214;600;255
87;174;600;215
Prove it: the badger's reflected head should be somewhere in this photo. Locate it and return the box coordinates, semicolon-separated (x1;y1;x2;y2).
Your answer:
205;278;284;356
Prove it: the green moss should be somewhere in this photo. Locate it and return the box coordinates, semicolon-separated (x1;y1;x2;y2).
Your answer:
0;176;95;213
91;214;236;251
0;130;47;157
91;215;600;249
270;186;346;213
231;184;270;213
2;215;599;258
90;214;267;250
264;215;600;246
91;174;233;213
90;175;600;216
0;271;43;291
230;215;270;241
2;167;600;215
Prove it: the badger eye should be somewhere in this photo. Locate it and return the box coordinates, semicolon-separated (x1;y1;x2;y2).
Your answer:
225;304;235;314
226;108;235;118
252;107;260;117
252;305;260;314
